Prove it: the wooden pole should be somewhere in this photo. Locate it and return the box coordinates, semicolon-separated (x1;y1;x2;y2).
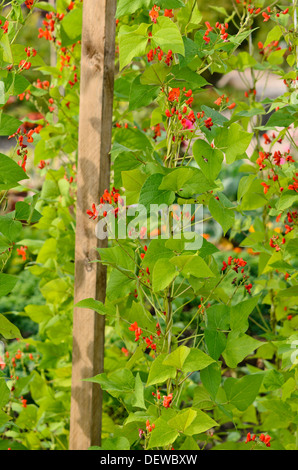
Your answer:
69;0;116;450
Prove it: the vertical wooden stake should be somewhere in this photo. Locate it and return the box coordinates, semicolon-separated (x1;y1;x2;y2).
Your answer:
69;0;116;450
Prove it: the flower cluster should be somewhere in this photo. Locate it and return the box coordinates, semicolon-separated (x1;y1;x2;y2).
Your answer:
152;390;173;408
87;188;124;220
145;419;155;433
164;87;215;132
257;144;294;180
128;321;160;352
245;432;272;447
222;256;247;273
222;256;252;294
288;176;298;192
163;393;173;408
21;396;27;408
271;210;297;252
38;12;65;41
214;94;236;110
149;5;174;23
0;19;9;34
203;21;229;44
16;246;27;261
8;125;42;172
147;46;173;66
258;40;281;57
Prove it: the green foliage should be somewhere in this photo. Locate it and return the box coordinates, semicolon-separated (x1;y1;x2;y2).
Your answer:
0;0;297;453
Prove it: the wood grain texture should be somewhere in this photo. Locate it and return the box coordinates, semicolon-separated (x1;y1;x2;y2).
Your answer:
69;0;116;450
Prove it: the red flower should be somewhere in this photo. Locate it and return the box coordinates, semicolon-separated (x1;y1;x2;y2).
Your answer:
261;182;270;194
163;393;173;408
204;117;213;129
149;5;159;23
245;283;252;295
2;20;9;33
129;322;142;341
121;347;129;356
222;261;227;271
164;9;174;18
168;88;180;102
25;0;34;9
17;246;27;261
86;203;98;220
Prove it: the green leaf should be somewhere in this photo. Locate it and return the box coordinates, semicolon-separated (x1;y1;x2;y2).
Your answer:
141;239;173;273
119;23;149;70
183;409;218;436
40;279;69;305
263;369;284;391
0;114;22;136
140;62;170;86
224;374;264;411
206;304;230;330
179;436;200;450
129;75;159;111
152;258;177;292
230;295;261;334
122;167;147;204
264;25;283;47
205;329;226;361
215;123;252;164
0;273;18;297
148;417;179;448
112;126;153;156
34;1;57;12
193;140;223;181
146;353;176;386
200;363;221;400
139;173;175;210
152;16;185;55
163;346;190;370
85;369;135;393
222;332;263;368
90;437;130;450
75;298;112;316
15;405;38;430
116;0;152;17
15;201;41;223
0;314;21;339
157;0;185;8
264;109;294;129
0;378;10;408
183;348;215;373
176;168;216;198
60;7;82;46
208;196;235;235
0;216;22;242
159;167;196;192
177;0;202;33
132;373;146;410
277;286;298;298
0;410;11;427
168;408;197;433
170;65;208;89
24;304;53;324
170;254;215;278
276;191;298;211
0;153;29;190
